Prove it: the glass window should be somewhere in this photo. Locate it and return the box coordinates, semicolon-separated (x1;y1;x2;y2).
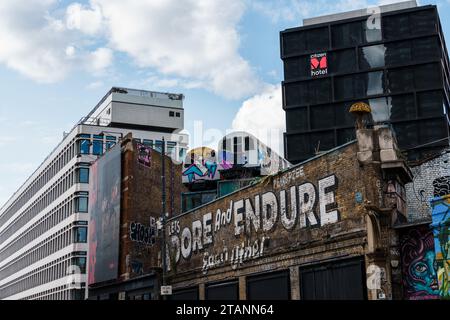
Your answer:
154;140;163;153
410;10;436;35
310;130;335;152
329;49;356;74
363;18;382;42
310;105;334;129
385;41;411;66
79;139;90;155
282;31;306;56
169;111;175;117
176;112;181;117
335;102;356;127
387;68;414;93
286;134;310;160
393;122;419;149
106;141;116;150
332;21;362;47
366;71;384;96
419;118;447;145
414;63;441;90
74;227;87;243
284;56;309;80
369;97;392;123
309;78;332;104
412;37;440;62
92;140;103;155
390;94;416;121
179;148;186;160
167;141;176;156
284;82;308;107
286;107;308;132
72;257;87;273
359;45;386;69
337;128;356;145
335;71;384;100
77;168;89;184
306;27;329;51
76;197;88;213
418;91;444;118
383;14;410;40
143;139;153;147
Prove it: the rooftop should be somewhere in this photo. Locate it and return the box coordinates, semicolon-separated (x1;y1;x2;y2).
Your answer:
303;0;417;26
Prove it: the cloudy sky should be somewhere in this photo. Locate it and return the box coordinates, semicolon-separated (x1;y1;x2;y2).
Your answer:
0;0;449;207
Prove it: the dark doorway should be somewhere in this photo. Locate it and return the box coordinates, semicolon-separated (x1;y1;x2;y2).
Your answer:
170;287;199;300
300;257;367;300
247;270;290;300
206;281;239;300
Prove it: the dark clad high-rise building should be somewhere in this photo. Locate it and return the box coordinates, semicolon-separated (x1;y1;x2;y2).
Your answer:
281;1;450;164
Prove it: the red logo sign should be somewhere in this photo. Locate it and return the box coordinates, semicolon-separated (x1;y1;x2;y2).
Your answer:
311;53;328;77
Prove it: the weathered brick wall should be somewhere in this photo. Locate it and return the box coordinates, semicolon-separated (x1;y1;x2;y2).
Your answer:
166;141;385;289
119;136;185;281
405;149;450;222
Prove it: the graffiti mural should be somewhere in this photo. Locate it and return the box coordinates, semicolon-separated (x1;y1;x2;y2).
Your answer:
431;176;450;298
129;217;157;246
137;143;152;167
218;132;290;176
405;150;450;221
400;227;440;300
167;174;340;273
182;147;219;183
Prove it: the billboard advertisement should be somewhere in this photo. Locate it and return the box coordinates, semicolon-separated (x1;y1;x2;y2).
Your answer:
88;144;121;285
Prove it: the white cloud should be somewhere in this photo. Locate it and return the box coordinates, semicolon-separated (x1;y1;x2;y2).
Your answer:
89;47;113;71
93;0;261;99
65;45;76;57
232;84;285;156
86;80;104;89
66;2;104;36
0;0;73;82
0;136;16;146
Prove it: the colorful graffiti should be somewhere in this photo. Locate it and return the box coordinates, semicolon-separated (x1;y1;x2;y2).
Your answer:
137;143;152;167
400;227;440;300
218;132;290;176
431;176;450;299
182;147;219;183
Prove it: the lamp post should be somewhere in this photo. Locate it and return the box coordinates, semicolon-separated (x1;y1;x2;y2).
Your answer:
161;137;167;300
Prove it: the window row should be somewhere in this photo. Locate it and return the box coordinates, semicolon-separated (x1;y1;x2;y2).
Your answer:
0;197;77;261
77;134;117;156
286;118;449;161
0;167;78;246
283;63;442;107
169;111;181;117
25;287;85;301
282;9;437;56
0;224;86;282
133;138;182;158
283;36;441;80
286;91;446;132
0;252;86;299
0;139;78;229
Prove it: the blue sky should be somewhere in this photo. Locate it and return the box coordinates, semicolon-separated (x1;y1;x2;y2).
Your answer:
0;0;449;208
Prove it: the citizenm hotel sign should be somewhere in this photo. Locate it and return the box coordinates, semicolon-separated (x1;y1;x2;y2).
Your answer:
310;52;328;77
166;162;343;274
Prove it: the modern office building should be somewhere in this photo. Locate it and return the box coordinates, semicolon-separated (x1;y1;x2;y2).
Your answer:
0;87;188;300
281;1;450;164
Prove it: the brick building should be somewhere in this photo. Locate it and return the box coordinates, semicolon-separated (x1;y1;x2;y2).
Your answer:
164;125;412;300
88;133;185;300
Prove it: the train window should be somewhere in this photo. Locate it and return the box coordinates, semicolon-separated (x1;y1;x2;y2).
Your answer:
245;137;250;151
